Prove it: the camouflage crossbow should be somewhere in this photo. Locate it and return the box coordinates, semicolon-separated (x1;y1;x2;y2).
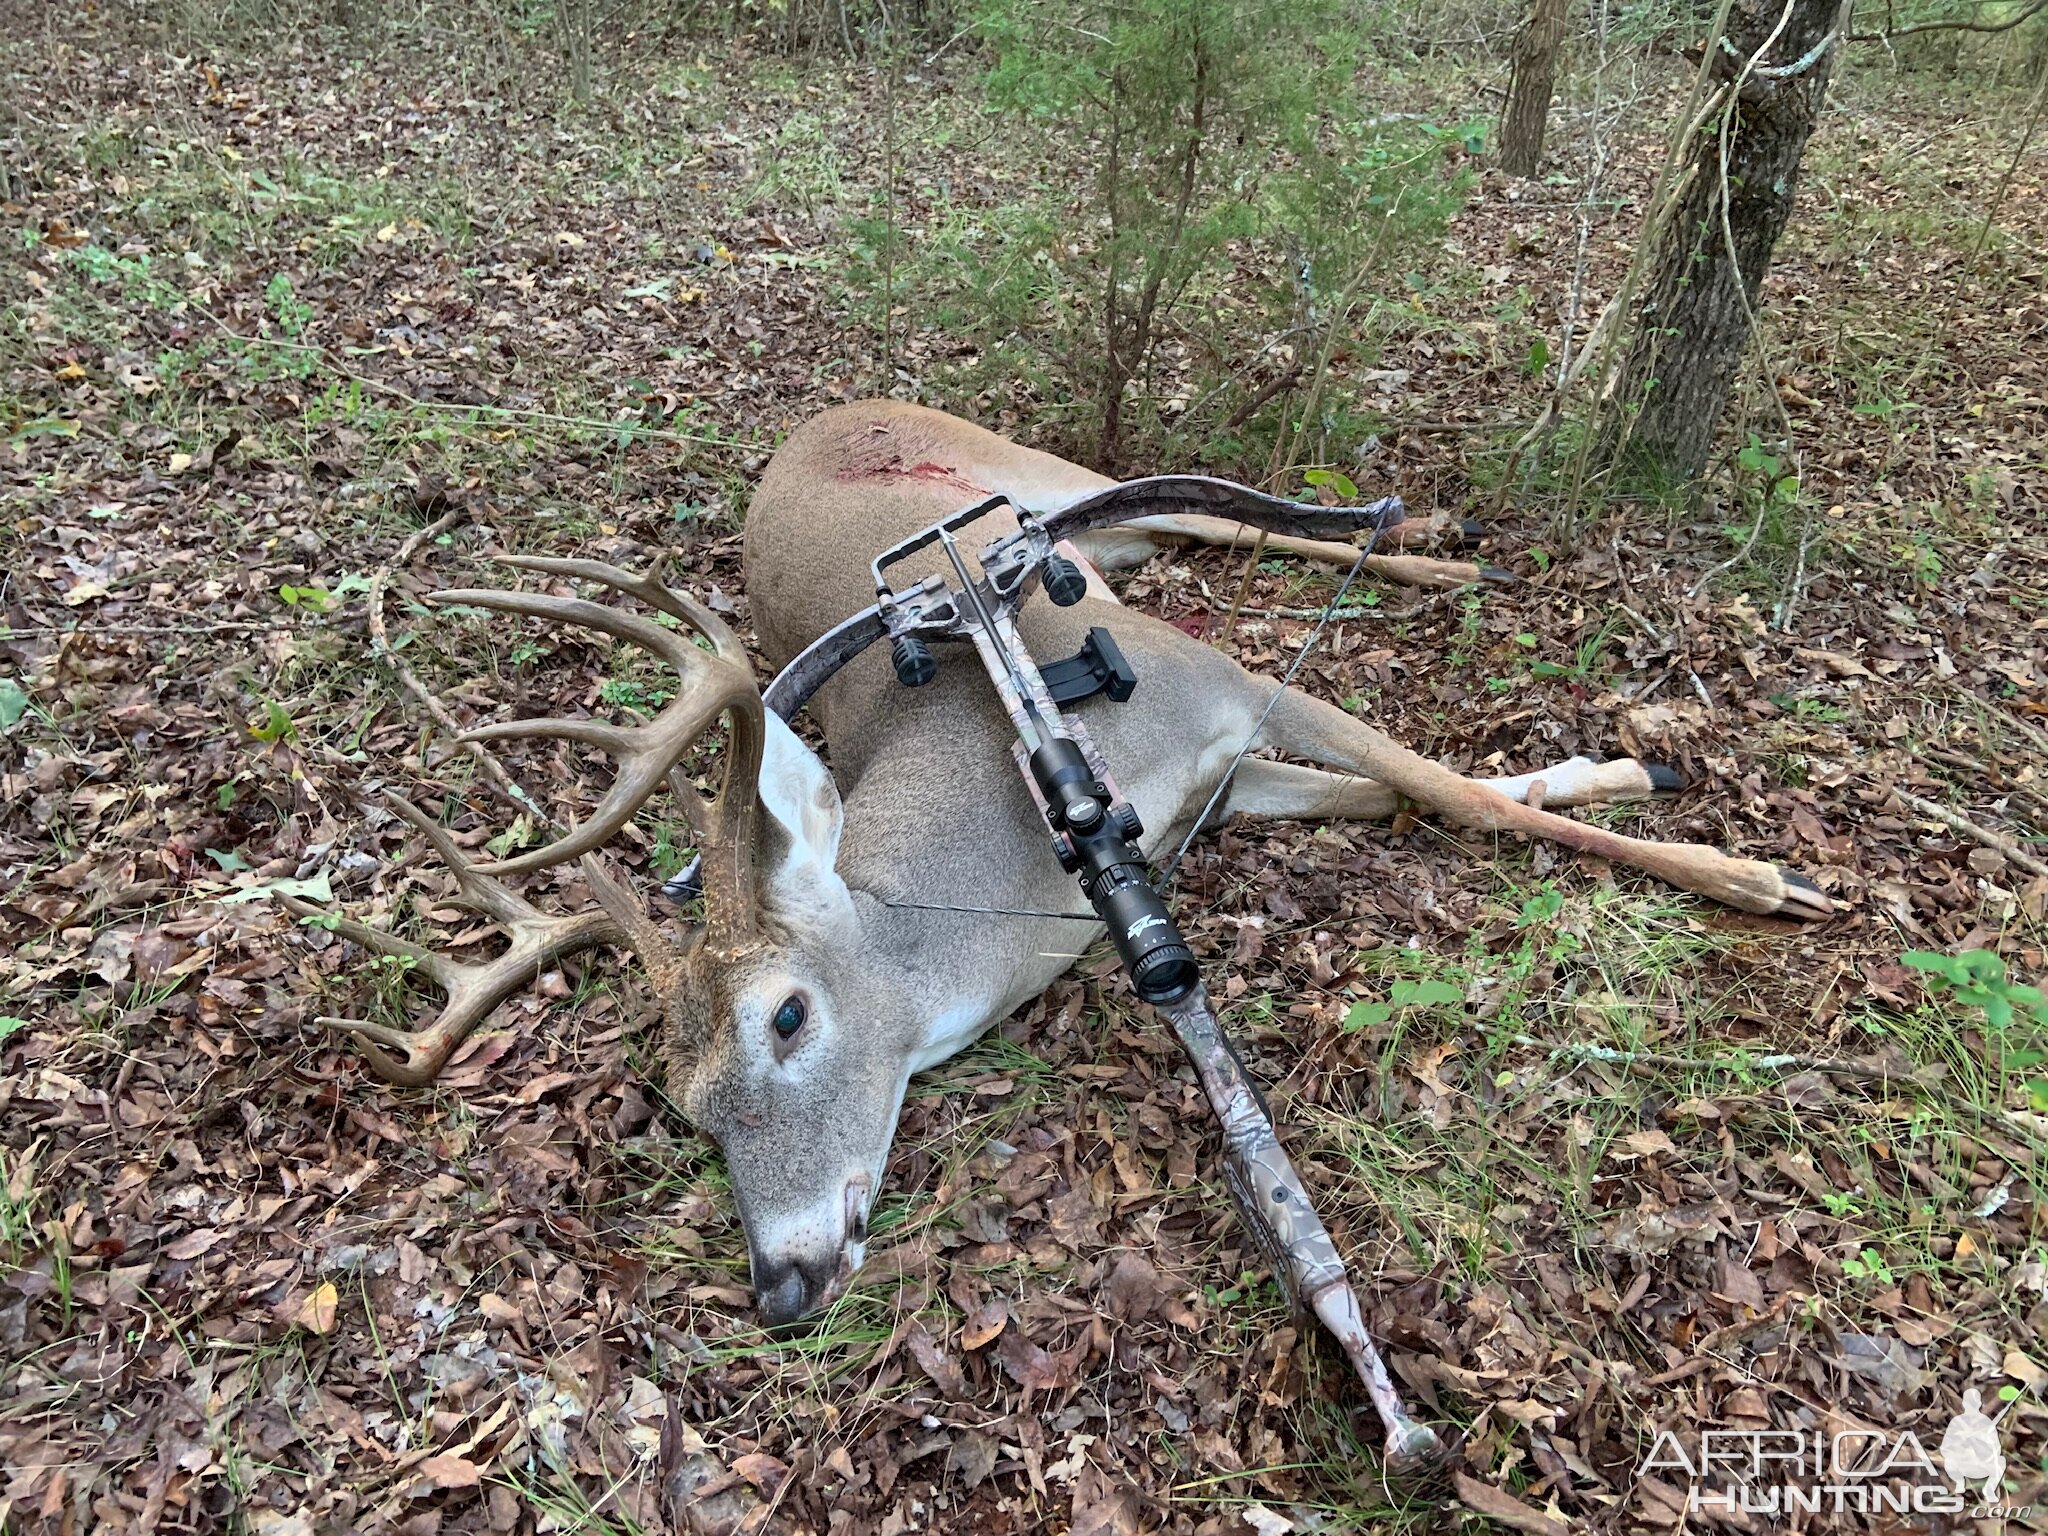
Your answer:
742;477;1445;1468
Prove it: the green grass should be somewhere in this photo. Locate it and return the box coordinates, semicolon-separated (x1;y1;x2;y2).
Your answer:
0;1141;45;1269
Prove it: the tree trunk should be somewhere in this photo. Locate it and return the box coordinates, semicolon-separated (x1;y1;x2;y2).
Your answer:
1499;0;1569;178
1602;0;1845;485
558;0;594;102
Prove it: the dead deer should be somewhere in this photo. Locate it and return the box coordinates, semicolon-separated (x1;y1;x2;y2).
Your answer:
292;400;1830;1326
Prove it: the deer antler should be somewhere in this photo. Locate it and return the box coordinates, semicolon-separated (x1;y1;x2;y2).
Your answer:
280;795;623;1085
287;556;764;1083
431;555;766;959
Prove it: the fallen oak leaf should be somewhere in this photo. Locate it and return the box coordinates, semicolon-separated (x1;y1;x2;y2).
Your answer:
294;1280;339;1335
997;1328;1075;1392
164;1227;223;1261
1451;1472;1568;1536
906;1319;966;1397
730;1451;788;1495
961;1298;1008;1350
415;1453;482;1491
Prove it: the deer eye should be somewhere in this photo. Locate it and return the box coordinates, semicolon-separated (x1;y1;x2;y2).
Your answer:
771;995;807;1041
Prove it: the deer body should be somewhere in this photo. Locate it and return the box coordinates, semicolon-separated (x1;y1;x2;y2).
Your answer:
304;400;1831;1326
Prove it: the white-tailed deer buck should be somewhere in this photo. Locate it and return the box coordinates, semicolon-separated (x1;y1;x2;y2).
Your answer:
294;401;1831;1326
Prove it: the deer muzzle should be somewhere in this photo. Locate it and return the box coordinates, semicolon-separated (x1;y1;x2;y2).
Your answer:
752;1173;873;1326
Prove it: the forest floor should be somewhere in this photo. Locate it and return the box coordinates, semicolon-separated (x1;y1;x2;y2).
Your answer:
3;14;2047;1536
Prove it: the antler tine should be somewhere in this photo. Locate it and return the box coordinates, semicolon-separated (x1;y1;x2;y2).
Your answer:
428;571;766;955
280;793;623;1085
380;791;548;926
496;554;749;667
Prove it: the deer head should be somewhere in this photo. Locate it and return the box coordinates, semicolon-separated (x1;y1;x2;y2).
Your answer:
291;557;900;1325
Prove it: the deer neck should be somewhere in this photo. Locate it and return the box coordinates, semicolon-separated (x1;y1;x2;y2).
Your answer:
808;763;1098;1072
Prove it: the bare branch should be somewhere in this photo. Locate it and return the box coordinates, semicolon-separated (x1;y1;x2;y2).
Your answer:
1850;0;2048;41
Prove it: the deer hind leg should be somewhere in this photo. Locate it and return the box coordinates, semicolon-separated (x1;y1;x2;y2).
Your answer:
1068;512;1506;590
1222;755;1679;824
1249;687;1832;919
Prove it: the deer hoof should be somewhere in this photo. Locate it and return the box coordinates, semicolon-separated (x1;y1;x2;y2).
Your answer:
1646;763;1684;794
1773;868;1834;920
1479;565;1516;583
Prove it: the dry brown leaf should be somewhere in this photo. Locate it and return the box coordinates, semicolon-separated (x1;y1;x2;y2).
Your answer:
997;1328;1072;1392
416;1453;482;1490
2004;1349;2048;1393
906;1320;966;1397
961;1298;1009;1350
1071;1464;1140;1536
164;1227;222;1261
1451;1471;1568;1536
947;1429;1000;1490
1619;1128;1677;1159
294;1281;339;1335
730;1451;788;1494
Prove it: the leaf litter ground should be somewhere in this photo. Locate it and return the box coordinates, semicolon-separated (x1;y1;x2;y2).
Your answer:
2;19;2047;1536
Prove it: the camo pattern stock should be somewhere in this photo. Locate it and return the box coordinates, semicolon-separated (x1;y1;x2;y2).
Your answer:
1164;988;1445;1471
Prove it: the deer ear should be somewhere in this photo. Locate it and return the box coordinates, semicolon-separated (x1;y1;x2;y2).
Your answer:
755;711;848;919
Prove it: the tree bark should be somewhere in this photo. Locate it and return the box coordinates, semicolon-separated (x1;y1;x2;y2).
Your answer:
1499;0;1569;178
1603;0;1846;485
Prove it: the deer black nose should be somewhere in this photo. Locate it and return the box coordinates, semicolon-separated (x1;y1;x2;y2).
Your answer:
753;1254;834;1327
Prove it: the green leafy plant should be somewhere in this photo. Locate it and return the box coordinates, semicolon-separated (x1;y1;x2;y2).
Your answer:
1904;948;2048;1110
247;701;297;744
1904;949;2046;1033
1529;615;1626;683
0;678;30;729
600;676;674;712
265;271;314;337
1343;976;1463;1032
1720;432;1805;561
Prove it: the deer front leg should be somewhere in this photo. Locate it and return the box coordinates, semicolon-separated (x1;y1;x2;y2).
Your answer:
1252;689;1832;919
1222;754;1680;823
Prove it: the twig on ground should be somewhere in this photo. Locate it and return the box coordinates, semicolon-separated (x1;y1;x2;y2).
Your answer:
1925;747;2048;817
1892;788;2048;879
1;619;299;637
1511;1034;1932;1084
1850;0;2048;42
369;501;554;828
1641;1300;1797;1384
1218;528;1270;644
1218;367;1302;434
1397;418;1538;434
1223;602;1398;622
1204;588;1456;623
